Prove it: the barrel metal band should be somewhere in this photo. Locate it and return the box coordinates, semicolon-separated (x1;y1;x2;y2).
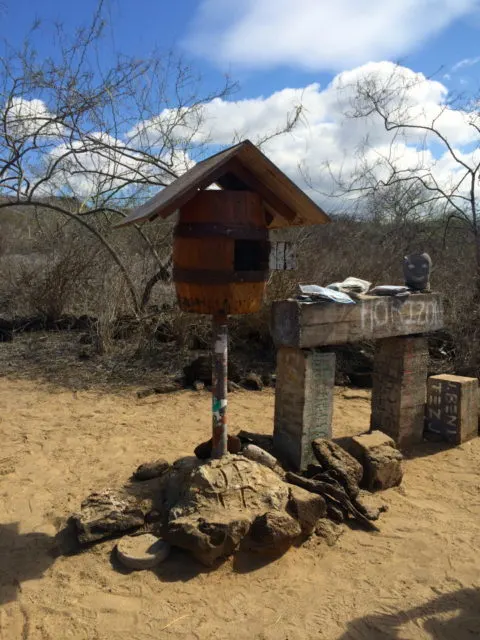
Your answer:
174;223;267;241
173;267;268;284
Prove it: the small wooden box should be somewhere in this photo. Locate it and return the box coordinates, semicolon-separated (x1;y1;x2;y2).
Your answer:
425;374;478;444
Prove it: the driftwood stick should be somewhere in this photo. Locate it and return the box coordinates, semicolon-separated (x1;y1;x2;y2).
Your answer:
285;472;379;532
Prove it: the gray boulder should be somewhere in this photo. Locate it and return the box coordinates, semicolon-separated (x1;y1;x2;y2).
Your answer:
240;444;283;475
164;455;296;565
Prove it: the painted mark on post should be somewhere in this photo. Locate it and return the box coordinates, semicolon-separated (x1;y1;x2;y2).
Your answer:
212;319;228;458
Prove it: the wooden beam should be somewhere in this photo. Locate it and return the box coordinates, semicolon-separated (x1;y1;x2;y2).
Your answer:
116;148;243;227
223;158;298;223
215;171;250;191
271;293;444;348
117;139;330;229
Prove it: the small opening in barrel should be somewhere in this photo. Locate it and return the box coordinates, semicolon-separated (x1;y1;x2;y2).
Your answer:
234;240;269;272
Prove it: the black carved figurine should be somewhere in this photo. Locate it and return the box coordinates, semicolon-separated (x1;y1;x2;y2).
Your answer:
403;253;432;292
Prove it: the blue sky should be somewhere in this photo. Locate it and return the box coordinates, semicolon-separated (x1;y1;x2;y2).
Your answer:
2;0;480;207
2;0;479;100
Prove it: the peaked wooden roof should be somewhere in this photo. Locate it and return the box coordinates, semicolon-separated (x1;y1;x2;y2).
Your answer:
117;139;330;229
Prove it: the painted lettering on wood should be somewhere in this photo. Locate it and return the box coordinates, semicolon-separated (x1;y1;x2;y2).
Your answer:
271;293;444;349
427;380;458;439
360;296;442;333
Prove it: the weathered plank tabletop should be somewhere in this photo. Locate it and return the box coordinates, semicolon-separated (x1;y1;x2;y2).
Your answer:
271;292;443;348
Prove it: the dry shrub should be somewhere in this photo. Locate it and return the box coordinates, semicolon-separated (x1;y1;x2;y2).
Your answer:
19;248;96;320
1;207;479;377
94;269;135;355
0;227;100;319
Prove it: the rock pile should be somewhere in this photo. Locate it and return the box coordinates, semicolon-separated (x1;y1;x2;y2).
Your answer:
70;430;403;568
286;438;385;531
164;455;296;565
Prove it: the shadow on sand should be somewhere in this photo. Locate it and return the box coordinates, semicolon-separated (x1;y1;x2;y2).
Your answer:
337;587;480;639
0;522;72;605
109;542;287;582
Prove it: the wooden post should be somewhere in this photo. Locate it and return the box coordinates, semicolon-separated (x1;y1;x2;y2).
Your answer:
371;336;429;448
274;347;336;470
212;315;228;457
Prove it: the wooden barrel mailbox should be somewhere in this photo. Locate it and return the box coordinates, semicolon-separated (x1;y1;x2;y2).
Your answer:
173;190;269;315
117;140;330;457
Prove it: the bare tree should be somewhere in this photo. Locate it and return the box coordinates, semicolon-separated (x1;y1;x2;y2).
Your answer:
0;5;304;317
318;65;480;286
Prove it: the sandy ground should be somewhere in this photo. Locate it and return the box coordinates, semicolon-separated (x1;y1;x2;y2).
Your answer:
1;366;480;638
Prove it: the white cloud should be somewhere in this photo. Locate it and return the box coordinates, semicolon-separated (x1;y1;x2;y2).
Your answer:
186;0;479;71
3;98;64;139
1;98;194;202
156;61;477;212
15;62;480;214
128;86;316;148
47;133;144;199
452;56;480;72
46;133;194;200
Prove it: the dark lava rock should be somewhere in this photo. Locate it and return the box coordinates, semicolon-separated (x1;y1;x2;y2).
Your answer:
311;438;363;498
242;373;264;391
236;431;275;456
183;355;241;386
194;435;242;459
166;512;251;566
132;459;170;481
71;477;165;545
0;319;13;342
72;490;147;545
184;356;211;385
262;374;276;388
326;504;345;524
